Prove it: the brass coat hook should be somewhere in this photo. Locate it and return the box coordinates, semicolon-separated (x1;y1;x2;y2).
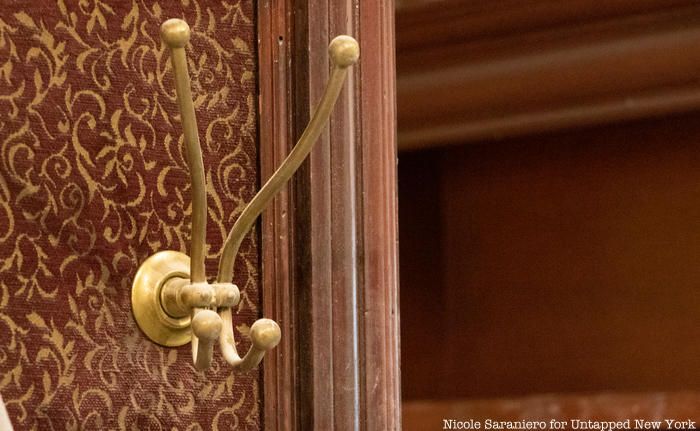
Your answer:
131;19;359;371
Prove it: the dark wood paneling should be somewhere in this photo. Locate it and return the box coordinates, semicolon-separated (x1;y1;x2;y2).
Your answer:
258;0;401;429
403;393;700;429
397;0;695;65
399;112;700;401
396;0;700;150
398;150;446;400
258;1;298;429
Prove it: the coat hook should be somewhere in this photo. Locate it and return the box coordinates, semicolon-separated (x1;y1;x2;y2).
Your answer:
131;18;359;371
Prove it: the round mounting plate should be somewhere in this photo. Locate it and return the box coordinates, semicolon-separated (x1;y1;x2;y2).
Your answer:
131;250;192;347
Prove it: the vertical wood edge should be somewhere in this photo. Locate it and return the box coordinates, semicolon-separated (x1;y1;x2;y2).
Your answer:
358;0;401;429
258;0;297;429
259;0;400;429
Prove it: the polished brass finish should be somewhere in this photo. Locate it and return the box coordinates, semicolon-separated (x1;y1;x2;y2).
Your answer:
216;35;360;284
131;251;192;347
160;18;214;368
161;18;207;286
219;309;282;371
159;276;190;318
131;18;359;373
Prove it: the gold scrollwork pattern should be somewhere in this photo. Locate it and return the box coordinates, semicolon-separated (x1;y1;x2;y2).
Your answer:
0;1;261;429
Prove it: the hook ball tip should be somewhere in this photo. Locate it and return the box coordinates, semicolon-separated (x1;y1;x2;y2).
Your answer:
191;310;222;341
329;35;359;68
250;318;281;351
161;18;191;48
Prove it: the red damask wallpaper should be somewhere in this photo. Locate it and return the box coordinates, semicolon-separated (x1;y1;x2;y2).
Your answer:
0;1;261;429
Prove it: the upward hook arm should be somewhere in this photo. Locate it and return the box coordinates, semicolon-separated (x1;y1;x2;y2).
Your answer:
216;36;359;370
161;19;221;371
215;35;360;285
160;19;207;285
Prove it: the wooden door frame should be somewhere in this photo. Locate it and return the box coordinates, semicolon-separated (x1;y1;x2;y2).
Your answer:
257;0;400;429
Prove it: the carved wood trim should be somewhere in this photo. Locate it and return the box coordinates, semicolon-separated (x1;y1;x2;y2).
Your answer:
258;0;401;429
258;1;298;429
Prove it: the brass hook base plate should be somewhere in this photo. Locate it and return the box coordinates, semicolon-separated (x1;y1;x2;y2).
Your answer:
131;251;192;347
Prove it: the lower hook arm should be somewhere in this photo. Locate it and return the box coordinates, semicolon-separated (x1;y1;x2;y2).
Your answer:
191;309;222;370
219;309;281;371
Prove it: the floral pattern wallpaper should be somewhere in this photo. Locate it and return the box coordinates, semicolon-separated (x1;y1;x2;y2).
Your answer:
0;0;261;429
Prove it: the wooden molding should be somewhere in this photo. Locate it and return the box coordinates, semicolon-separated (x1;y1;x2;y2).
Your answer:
258;0;401;429
257;1;299;430
403;393;700;428
396;0;700;150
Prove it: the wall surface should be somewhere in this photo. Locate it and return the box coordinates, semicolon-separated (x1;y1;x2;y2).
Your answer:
400;112;700;401
0;1;261;429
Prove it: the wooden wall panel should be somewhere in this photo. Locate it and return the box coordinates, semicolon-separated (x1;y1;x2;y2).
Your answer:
398;150;446;400
396;0;700;150
258;0;401;429
403;393;700;428
399;112;700;401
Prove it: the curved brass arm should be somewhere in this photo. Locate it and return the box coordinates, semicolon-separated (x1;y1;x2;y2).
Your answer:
161;19;207;285
131;18;359;373
215;35;359;284
219;310;281;371
161;19;215;370
215;35;358;370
